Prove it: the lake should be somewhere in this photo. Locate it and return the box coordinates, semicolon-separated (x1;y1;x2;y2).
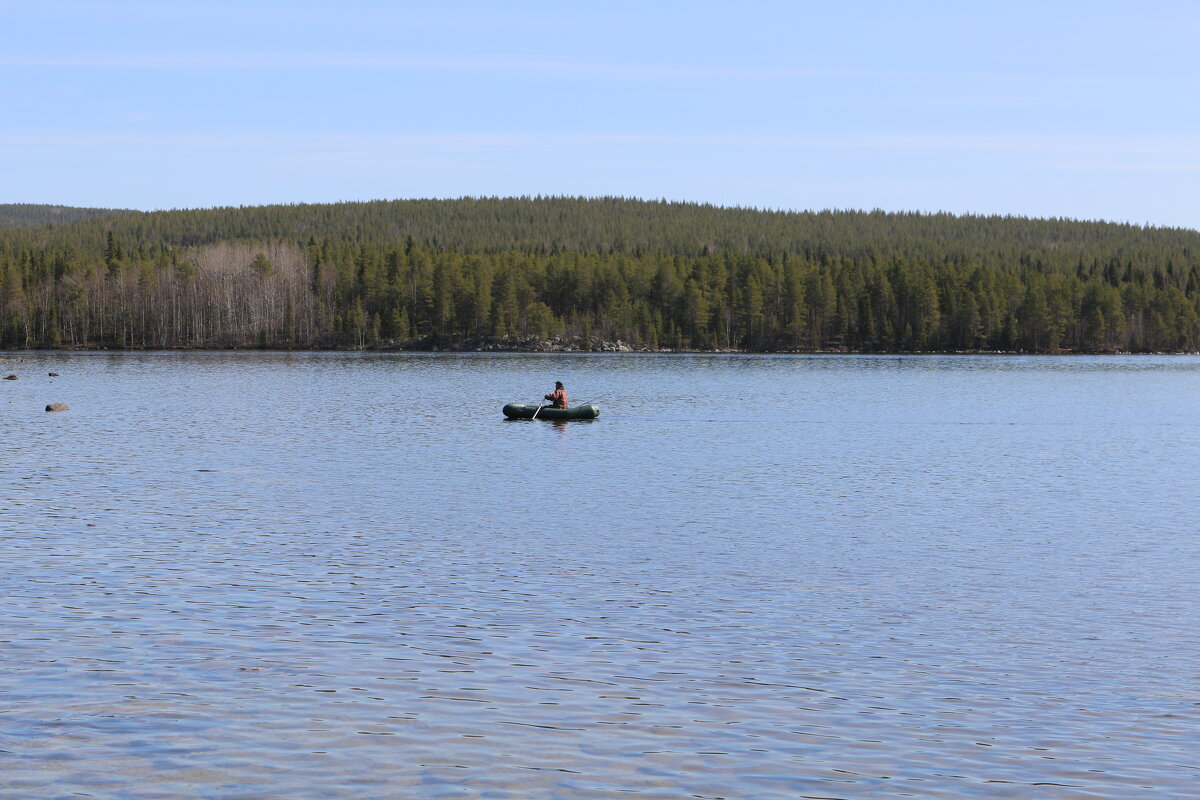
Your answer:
2;352;1197;799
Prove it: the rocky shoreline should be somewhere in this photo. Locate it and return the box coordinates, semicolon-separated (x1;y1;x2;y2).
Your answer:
1;339;1188;355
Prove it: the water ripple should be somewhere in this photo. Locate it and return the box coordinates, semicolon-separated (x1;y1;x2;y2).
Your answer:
2;352;1198;798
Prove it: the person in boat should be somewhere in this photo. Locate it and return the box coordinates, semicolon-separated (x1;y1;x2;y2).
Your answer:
544;381;568;409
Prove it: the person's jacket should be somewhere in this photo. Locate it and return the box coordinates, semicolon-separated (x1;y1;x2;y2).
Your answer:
544;388;568;408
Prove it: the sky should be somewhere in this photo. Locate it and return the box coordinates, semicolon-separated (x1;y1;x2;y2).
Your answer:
2;1;1198;228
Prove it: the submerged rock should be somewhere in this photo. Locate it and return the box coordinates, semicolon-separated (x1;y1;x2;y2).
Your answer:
3;374;17;380
49;372;60;377
45;403;70;412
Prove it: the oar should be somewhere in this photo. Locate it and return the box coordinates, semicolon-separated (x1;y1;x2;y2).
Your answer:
531;401;542;420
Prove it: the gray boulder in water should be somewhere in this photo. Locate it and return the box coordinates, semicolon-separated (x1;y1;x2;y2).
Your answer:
45;403;70;412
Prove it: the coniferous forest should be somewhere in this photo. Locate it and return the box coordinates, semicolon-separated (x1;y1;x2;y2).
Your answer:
2;197;1200;353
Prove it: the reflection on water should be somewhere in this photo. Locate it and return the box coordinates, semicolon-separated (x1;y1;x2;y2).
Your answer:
2;352;1198;798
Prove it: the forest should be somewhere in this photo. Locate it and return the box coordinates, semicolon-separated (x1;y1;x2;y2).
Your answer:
1;196;1199;353
0;203;129;230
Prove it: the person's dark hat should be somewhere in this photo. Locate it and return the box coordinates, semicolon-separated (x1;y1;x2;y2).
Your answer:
555;381;564;388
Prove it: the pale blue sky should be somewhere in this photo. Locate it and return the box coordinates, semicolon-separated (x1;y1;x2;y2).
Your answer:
3;1;1198;228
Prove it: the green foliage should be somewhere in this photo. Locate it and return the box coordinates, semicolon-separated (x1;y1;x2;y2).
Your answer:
1;197;1199;352
250;252;274;276
0;204;131;230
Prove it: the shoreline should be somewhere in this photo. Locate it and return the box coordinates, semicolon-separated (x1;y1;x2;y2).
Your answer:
2;341;1195;357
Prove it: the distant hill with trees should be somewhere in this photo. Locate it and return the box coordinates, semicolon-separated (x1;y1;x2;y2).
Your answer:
1;196;1198;352
0;203;131;230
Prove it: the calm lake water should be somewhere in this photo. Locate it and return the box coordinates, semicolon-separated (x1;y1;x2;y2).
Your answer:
2;352;1198;799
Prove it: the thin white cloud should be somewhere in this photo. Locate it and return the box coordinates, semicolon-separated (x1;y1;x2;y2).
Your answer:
24;2;615;29
3;130;1199;167
1031;159;1200;175
0;51;825;79
0;51;1046;83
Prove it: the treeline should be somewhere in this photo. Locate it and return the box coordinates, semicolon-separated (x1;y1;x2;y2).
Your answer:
0;204;129;231
5;197;1200;267
1;197;1200;352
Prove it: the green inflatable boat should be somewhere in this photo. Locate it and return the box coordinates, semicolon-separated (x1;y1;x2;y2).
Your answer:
503;402;600;420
